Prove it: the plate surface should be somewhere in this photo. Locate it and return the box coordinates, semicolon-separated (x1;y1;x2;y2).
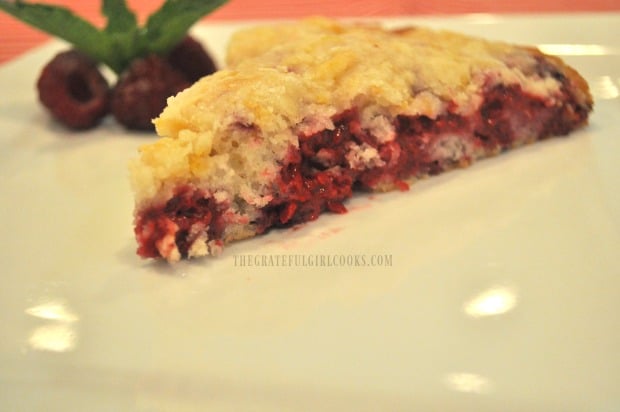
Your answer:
1;14;619;412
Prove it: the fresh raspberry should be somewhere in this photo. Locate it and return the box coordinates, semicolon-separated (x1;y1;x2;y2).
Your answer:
111;55;189;131
166;36;217;83
36;50;110;130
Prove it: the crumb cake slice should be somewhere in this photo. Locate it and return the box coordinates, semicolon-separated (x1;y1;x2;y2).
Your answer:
130;18;592;262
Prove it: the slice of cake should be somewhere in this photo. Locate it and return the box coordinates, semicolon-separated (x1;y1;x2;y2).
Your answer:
130;18;592;262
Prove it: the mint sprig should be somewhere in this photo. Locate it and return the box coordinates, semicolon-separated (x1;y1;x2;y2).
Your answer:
144;0;228;55
0;0;228;74
101;0;143;72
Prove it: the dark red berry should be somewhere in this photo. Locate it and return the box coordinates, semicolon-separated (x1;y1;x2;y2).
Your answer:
37;50;110;130
111;55;190;131
166;36;217;83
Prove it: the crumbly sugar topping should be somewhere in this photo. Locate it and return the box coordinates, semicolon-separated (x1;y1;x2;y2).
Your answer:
131;17;564;208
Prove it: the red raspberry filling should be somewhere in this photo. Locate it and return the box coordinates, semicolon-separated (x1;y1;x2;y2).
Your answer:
135;189;226;259
135;80;589;259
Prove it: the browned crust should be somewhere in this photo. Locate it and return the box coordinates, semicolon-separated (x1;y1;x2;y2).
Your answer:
390;29;593;114
531;46;594;112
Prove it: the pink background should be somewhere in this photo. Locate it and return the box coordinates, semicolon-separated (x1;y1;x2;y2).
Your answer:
1;0;619;65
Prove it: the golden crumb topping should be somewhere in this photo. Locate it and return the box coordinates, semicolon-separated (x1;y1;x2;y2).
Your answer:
131;18;563;206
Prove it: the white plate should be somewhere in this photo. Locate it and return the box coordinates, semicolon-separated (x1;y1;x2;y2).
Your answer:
1;13;619;412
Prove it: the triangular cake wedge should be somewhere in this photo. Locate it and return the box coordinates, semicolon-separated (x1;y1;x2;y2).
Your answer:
130;18;592;262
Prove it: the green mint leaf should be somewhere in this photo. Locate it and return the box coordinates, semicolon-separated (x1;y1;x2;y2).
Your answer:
101;0;144;73
144;0;228;55
0;0;230;73
102;0;136;33
0;0;125;72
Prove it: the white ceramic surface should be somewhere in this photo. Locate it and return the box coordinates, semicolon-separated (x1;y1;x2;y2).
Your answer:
0;14;619;412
